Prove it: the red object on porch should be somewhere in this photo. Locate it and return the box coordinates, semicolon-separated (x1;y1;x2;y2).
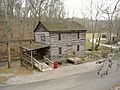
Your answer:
54;61;58;69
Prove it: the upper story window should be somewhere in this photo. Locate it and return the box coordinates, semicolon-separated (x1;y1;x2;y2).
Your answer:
40;34;45;42
59;47;62;54
77;45;79;51
80;33;85;39
58;33;61;40
77;32;79;39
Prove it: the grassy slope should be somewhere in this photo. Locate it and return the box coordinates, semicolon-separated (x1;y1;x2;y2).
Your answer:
86;33;109;50
86;33;98;50
0;61;32;85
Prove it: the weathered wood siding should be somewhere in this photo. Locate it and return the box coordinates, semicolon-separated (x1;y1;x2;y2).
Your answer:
34;31;86;61
35;32;50;45
50;32;86;61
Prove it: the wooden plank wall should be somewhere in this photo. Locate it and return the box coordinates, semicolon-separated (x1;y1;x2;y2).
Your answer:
34;31;86;61
35;32;50;45
50;32;86;61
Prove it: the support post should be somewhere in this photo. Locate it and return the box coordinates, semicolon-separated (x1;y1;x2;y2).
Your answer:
20;47;22;66
7;42;11;68
31;51;33;68
30;40;32;44
41;65;43;71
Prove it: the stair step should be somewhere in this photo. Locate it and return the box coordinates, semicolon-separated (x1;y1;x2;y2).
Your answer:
34;62;53;72
41;67;53;72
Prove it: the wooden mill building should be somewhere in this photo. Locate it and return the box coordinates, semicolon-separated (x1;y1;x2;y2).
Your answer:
20;20;87;71
34;21;87;61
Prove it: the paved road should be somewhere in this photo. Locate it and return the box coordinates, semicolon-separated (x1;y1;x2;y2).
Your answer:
0;69;120;90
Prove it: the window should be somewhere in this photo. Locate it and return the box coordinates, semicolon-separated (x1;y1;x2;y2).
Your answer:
77;32;79;39
58;33;61;40
80;33;85;39
40;34;45;42
59;47;62;54
102;34;107;38
77;45;79;51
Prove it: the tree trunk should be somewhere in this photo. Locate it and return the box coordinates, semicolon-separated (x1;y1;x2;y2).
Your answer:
91;31;95;50
95;34;101;51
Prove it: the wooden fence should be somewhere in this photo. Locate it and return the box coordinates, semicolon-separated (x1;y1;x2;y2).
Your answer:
21;51;45;71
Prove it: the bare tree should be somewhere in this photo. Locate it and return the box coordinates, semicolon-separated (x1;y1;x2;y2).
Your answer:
98;0;120;44
83;0;104;50
114;14;120;40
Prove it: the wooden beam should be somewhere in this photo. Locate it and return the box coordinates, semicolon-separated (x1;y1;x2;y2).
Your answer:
7;42;11;68
31;51;33;68
20;47;22;66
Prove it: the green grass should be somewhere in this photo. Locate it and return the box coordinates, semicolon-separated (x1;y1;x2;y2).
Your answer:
86;33;110;50
86;33;98;50
86;41;110;51
86;40;92;50
86;33;98;39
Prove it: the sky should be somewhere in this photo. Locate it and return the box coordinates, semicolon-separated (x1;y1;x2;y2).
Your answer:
64;0;88;17
21;0;119;19
64;0;118;19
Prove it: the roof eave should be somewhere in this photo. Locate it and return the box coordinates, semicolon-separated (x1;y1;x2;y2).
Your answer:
49;29;87;33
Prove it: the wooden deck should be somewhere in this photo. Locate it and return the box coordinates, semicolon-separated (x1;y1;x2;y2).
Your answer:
67;57;82;64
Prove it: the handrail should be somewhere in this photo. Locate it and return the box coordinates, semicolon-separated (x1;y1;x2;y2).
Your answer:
22;53;31;58
44;56;54;64
32;57;42;65
21;53;52;71
32;57;43;71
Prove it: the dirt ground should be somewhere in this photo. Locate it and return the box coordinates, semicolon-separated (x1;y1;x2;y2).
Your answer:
5;61;98;85
111;85;120;90
0;60;33;84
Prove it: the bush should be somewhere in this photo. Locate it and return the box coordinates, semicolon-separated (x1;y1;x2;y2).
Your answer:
88;49;92;51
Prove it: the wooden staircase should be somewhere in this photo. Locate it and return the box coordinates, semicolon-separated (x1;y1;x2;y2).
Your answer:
33;57;53;72
21;52;53;72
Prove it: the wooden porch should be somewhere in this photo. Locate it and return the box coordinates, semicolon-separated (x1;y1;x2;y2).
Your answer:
20;42;53;72
67;57;82;64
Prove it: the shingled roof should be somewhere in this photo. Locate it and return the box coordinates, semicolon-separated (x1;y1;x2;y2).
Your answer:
34;21;86;32
21;42;50;51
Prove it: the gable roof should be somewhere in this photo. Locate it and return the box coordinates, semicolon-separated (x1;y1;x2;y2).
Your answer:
34;21;86;32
